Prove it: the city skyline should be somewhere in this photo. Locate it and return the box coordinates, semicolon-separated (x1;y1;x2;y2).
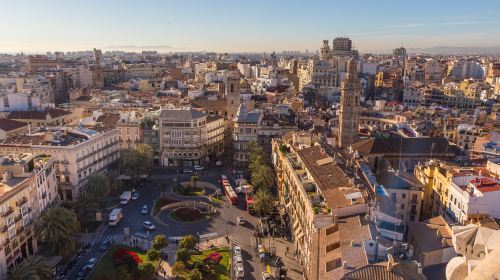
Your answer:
2;0;500;53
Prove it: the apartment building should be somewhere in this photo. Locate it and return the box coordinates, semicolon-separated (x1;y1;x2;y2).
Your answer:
233;104;296;167
0;153;57;278
0;127;119;201
159;108;225;167
272;133;369;279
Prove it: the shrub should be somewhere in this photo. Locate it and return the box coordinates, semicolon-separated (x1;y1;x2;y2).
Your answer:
113;248;142;268
204;251;222;263
179;234;197;250
147;249;161;261
176;248;192;263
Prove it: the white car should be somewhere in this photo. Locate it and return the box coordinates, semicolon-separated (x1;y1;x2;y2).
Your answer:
233;245;242;255
262;272;272;280
194;165;204;171
237;216;245;225
234;254;243;266
235;264;244;278
141;205;148;215
215;160;223;166
86;258;97;270
143;221;155;231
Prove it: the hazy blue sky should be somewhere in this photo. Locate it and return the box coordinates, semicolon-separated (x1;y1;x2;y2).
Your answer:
1;0;500;53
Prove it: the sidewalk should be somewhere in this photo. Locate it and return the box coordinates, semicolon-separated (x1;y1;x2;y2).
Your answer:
263;235;303;280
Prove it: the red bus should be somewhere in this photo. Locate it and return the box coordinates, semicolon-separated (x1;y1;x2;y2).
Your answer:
220;176;238;205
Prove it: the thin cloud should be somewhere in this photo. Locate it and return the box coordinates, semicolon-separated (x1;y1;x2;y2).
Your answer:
385;20;500;29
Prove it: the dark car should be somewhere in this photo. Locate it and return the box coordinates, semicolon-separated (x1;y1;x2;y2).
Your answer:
99;240;112;252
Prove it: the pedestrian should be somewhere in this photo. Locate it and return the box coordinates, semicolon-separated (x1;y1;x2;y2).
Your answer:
165;253;168;261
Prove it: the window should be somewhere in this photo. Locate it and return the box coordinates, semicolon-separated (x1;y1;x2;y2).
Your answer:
326;258;342;272
402;193;406;199
326;242;340;252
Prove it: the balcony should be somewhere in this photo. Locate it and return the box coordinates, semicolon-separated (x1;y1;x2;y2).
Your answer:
1;207;13;217
16;197;28;207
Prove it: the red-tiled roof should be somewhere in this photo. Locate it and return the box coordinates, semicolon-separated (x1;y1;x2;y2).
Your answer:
0;118;28;131
470;177;500;193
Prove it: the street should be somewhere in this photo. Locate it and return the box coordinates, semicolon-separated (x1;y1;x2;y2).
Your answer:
64;165;277;280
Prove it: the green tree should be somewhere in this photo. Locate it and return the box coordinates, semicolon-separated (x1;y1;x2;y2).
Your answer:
7;262;36;280
73;191;100;220
176;248;192;263
147;249;161;261
85;172;112;199
138;261;156;279
190;175;199;189
35;207;79;257
25;256;52;280
113;265;132;280
171;261;186;277
251;164;274;190
253;189;274;216
179;234;197;250
186;268;203;280
152;234;168;250
247;141;265;165
120;144;153;180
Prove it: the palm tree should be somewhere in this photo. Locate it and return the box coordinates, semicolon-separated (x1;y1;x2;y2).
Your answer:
25;256;52;280
251;164;274;190
35;207;79;257
73;192;100;220
253;189;274;216
7;262;37;280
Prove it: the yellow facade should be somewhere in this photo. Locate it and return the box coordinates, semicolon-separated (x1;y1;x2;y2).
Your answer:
414;161;453;219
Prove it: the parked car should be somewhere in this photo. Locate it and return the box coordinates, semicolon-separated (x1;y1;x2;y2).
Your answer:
132;192;140;200
183;169;193;174
143;221;156;230
215;160;224;166
237;216;245;225
194;165;204;171
234;254;243;266
233;245;242;255
235;264;245;278
86;258;97;270
141;205;148;215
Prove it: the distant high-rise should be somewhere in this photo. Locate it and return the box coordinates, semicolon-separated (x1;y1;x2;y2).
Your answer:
339;59;360;148
332;37;352;53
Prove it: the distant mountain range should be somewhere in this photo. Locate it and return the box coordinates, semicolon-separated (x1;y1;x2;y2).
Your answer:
407;46;500;55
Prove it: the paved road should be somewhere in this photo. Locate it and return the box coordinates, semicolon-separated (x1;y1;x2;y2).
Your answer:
64;165;267;280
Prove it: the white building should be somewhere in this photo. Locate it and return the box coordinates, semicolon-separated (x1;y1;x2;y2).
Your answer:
448;177;500;223
0;127;120;201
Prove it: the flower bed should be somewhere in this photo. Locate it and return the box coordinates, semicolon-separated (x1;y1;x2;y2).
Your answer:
153;196;180;215
170;207;207;222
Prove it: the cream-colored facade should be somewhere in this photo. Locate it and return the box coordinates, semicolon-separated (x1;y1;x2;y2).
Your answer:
159;108;225;166
272;134;370;279
0;153;57;279
0;127;120;201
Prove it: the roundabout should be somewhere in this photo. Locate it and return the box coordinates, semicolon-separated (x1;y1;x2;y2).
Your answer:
169;207;210;222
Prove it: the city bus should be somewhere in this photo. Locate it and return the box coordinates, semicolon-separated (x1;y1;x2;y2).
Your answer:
221;176;238;205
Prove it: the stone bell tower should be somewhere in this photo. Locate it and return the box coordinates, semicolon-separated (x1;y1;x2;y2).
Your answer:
339;59;360;148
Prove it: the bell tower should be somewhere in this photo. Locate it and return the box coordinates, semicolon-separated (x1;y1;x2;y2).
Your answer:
225;75;241;121
339;59;360;148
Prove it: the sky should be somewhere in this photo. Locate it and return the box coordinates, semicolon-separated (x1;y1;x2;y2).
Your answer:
1;0;500;54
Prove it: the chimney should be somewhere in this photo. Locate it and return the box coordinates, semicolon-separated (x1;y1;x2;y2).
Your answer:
2;171;11;183
436;229;441;238
333;215;338;226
